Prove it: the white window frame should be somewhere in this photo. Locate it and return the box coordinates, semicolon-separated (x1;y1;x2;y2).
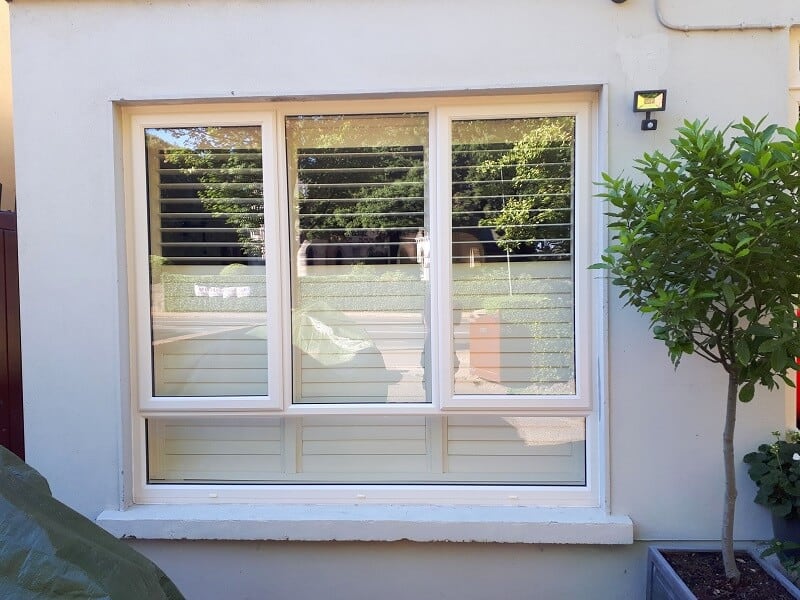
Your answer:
129;110;284;412
436;102;593;411
124;92;605;507
787;29;800;428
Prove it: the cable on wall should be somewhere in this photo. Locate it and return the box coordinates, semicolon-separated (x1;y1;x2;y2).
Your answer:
654;0;794;32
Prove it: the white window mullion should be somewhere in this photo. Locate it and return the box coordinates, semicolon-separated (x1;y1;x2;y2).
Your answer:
130;117;153;415
282;417;299;475
572;105;592;410
432;107;454;407
270;109;293;411
430;416;446;475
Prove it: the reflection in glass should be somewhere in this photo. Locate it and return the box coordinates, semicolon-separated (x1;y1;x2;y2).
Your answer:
451;117;576;395
145;126;267;397
286;114;430;404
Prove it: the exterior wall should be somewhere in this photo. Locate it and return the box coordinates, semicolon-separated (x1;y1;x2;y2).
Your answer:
0;2;13;211
8;1;800;598
130;539;649;600
123;540;756;600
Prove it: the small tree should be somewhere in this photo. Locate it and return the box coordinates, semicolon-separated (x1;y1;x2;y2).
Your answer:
596;118;800;583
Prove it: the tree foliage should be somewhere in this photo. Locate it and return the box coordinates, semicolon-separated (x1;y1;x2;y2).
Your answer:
597;118;800;399
595;117;800;583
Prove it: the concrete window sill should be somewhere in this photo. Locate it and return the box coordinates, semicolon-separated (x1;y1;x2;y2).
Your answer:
97;505;633;545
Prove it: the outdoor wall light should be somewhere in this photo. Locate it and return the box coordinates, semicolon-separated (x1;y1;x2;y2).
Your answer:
633;89;667;131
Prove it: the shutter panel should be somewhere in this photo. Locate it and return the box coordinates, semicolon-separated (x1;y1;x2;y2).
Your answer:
148;418;283;482
145;127;269;398
298;416;430;478
450;117;576;396
445;415;585;484
286;114;430;405
148;415;585;485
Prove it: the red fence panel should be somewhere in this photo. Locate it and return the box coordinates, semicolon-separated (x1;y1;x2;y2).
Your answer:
0;211;23;459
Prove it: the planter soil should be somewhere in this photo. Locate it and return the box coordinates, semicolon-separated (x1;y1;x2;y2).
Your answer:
665;551;797;600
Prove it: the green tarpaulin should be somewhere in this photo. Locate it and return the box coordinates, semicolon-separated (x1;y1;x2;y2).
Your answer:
0;446;184;600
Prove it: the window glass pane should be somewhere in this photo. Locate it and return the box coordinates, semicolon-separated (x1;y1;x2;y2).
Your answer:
145;126;267;397
147;415;585;485
451;117;575;395
286;114;430;404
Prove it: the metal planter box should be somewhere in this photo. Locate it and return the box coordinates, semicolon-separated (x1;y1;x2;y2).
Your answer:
646;546;800;600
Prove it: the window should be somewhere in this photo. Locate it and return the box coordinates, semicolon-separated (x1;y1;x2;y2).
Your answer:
127;94;602;505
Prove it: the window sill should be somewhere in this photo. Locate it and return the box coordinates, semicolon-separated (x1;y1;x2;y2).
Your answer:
97;504;633;545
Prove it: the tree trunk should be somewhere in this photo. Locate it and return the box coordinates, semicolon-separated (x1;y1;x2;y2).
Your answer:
722;372;740;584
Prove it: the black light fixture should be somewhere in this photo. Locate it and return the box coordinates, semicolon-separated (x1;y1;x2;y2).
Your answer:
633;89;667;131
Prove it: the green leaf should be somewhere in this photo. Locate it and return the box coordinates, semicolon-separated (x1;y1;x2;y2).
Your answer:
709;179;734;194
721;285;736;307
749;324;774;337
692;291;717;300
759;338;780;353
771;349;789;373
739;382;755;402
735;339;751;365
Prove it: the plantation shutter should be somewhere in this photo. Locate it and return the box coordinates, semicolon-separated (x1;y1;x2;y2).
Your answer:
147;415;586;485
450;117;577;396
286;114;430;404
145;127;269;398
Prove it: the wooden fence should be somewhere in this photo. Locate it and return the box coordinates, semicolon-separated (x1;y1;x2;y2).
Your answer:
0;211;23;459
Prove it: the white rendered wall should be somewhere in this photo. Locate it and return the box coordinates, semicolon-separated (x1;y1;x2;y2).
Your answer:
8;0;800;597
0;2;13;211
130;539;649;600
